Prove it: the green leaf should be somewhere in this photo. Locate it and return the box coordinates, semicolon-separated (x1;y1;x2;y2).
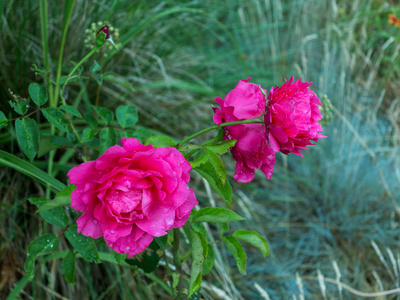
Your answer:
191;222;208;240
90;60;101;73
233;230;269;258
194;161;232;207
63;251;76;284
84;113;98;129
202;245;214;275
95;74;103;85
28;198;69;228
205;149;226;185
93;105;114;125
113;251;126;265
99;127;117;154
37;185;75;212
219;223;229;237
25;233;60;281
192;207;245;223
59;75;68;85
64;224;101;263
9;100;28;115
41;108;69;132
81;127;98;143
28;82;48;106
116;105;138;128
60;105;82;118
154;235;168;251
190;151;208;168
205;139;237;155
0;150;66;191
15;118;39;161
145;135;176;148
0;110;8;128
189;231;204;297
119;129;136;139
222;236;247;275
125;240;163;273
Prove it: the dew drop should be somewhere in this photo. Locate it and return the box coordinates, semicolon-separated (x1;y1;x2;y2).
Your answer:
126;246;130;251
110;230;115;234
92;219;98;225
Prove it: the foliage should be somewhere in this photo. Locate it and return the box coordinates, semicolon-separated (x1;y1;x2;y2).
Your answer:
1;0;400;299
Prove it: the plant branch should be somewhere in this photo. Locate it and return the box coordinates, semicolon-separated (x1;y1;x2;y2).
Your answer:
177;118;262;147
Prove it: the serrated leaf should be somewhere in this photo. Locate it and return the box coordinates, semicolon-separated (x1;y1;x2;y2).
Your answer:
205;139;237;155
233;230;269;258
192;207;245;223
93;105;114;125
189;231;204;297
84;113;98;129
90;60;101;73
28;83;48;106
190;151;208;168
63;251;76;284
99;127;117;154
42;108;69;132
25;233;60;281
81;127;98;143
194;161;232;207
15;118;39;161
60;105;82;118
28;198;69;228
222;236;247;275
205;149;226;185
0;111;7;128
64;224;101;263
37;185;75;212
202;245;214;275
116;105;138;128
145;135;176;148
191;222;208;240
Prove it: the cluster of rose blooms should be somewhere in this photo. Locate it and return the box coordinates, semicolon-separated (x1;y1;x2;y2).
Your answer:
67;77;325;256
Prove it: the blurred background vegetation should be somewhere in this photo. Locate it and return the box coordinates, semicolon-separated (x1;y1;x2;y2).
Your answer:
1;0;400;299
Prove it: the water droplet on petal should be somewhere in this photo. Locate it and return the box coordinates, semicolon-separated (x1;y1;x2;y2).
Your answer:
92;219;98;225
126;246;130;251
110;230;115;234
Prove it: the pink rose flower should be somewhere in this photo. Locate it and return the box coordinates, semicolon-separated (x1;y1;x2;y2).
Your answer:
213;78;275;183
67;138;198;257
264;77;326;156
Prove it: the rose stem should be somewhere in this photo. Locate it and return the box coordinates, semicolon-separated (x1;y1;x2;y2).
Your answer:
176;118;262;147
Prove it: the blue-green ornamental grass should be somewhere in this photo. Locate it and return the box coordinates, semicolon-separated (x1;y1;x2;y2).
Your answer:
2;1;400;299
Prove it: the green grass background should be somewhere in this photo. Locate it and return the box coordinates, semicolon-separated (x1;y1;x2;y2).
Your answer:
1;0;400;299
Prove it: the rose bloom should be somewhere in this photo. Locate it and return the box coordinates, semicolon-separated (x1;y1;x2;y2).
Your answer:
213;78;275;183
67;138;198;257
264;77;326;156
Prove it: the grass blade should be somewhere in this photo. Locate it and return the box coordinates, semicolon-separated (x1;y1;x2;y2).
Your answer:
0;150;66;192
